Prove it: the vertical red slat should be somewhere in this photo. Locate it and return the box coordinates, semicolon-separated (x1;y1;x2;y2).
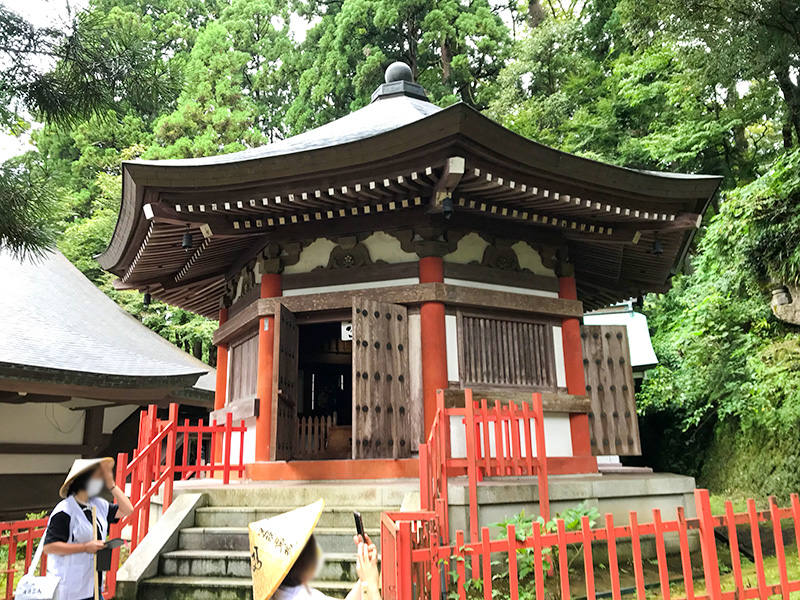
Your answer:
481;527;492;600
208;420;216;478
509;403;523;475
792;494;800;569
581;516;595;600
653;509;671;600
724;500;744;598
431;541;441;600
748;498;768;598
198;427;205;477
164;404;178;509
676;507;695;600
238;421;245;474
694;489;722;600
533;524;546;600
532;393;549;522
605;513;622;600
464;392;480;576
493;401;505;476
129;448;141;551
557;518;571;599
223;413;233;484
419;443;430;510
397;521;413;600
438;391;450;541
521;402;534;476
480;399;491;476
181;419;190;479
6;524;17;600
455;530;467;598
769;496;790;600
629;511;646;600
507;525;519;600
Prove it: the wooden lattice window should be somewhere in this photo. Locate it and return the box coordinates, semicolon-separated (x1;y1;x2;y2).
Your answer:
227;332;258;404
458;313;557;389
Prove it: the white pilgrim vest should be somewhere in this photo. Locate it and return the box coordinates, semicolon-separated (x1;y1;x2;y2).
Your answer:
46;496;110;600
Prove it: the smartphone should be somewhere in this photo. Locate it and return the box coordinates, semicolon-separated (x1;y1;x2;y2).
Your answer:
353;511;365;540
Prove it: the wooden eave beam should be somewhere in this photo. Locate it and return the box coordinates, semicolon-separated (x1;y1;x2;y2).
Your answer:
429;156;465;212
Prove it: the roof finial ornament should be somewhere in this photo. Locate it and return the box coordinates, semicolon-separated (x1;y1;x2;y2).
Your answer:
385;61;413;84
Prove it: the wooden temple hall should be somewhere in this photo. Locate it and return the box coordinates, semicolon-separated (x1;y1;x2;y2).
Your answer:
99;63;722;480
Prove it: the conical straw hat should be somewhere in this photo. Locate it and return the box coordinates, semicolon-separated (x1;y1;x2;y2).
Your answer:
59;457;114;498
249;499;325;600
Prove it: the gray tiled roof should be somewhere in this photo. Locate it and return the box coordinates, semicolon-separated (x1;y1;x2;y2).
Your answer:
0;250;214;391
128;95;442;167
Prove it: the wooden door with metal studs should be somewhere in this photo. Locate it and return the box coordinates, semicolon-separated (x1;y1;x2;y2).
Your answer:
351;298;411;459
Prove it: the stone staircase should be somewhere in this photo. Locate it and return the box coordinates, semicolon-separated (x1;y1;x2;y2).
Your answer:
135;482;414;600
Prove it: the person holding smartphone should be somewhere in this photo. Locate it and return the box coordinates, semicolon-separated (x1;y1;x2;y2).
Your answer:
42;457;133;600
249;500;382;600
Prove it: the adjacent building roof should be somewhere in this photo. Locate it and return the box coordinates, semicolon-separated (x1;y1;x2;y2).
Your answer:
98;66;722;314
0;249;215;405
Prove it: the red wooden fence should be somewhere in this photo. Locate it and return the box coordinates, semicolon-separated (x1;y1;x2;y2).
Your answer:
383;488;800;600
419;389;549;549
0;404;245;600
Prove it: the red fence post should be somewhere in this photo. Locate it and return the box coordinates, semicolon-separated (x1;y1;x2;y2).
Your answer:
463;390;480;577
769;496;790;600
694;489;722;600
397;521;414;600
223;413;233;485
163;404;178;510
532;393;549;522
419;443;430;511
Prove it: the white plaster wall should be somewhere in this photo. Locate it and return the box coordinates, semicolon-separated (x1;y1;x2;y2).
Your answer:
552;325;566;387
443;232;490;264
0;454;79;475
445;314;459;381
443;279;559;298
361;232;418;263
448;412;573;459
0;403;84;445
229;416;257;464
512;242;556;276
283;278;419;296
103;405;137;435
283;238;338;274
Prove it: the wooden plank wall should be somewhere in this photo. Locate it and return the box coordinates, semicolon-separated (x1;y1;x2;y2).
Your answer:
459;314;556;389
580;325;641;456
272;304;299;460
227;333;258;404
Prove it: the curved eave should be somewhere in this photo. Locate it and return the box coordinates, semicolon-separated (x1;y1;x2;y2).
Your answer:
0;362;210;403
98;103;722;275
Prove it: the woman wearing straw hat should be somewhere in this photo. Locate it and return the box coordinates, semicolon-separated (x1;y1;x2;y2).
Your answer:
42;457;133;600
249;499;381;600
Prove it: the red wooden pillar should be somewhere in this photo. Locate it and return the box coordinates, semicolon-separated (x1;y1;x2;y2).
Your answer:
213;308;229;464
255;274;282;462
558;276;595;464
419;257;448;438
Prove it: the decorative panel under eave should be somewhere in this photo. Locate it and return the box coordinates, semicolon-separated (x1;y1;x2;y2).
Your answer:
227;332;258;404
352;298;411;459
580;325;641;456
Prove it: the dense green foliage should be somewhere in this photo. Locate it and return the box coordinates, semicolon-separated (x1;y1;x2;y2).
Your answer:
3;0;800;493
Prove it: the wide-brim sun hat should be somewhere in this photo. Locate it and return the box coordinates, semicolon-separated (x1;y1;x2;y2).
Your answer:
59;457;114;498
248;499;325;600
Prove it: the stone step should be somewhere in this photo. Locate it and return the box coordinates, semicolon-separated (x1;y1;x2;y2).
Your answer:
140;577;353;600
195;506;388;529
179;526;381;554
160;550;361;582
194;481;415;509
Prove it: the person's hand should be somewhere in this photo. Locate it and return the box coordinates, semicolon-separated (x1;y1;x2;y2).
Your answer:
353;534;379;586
83;540;106;554
101;460;116;489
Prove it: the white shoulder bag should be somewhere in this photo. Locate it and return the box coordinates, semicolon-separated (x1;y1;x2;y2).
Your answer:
15;531;61;600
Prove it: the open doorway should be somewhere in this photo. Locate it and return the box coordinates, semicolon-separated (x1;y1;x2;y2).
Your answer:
296;322;352;459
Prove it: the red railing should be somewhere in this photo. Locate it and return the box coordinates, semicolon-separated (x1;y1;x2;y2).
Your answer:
0;404;245;600
419;389;549;548
1;518;48;600
383;488;800;600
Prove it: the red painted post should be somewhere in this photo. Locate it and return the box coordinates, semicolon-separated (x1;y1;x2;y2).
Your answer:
455;530;467;597
198;427;205;478
509;403;522;476
581;516;595;600
436;389;449;540
419;257;448;439
397;521;413;600
558;277;594;467
164;404;178;510
532;525;546;600
481;527;492;600
6;524;17;600
256;273;282;462
181;419;190;479
724;500;744;598
769;497;790;599
791;494;800;569
463;391;480;577
676;507;695;600
493;402;506;476
214;307;229;465
694;489;722;600
556;518;570;599
747;498;768;598
419;443;430;510
223;413;233;484
480;400;491;476
532;393;549;522
507;524;519;600
238;421;245;476
605;513;621;600
652;509;671;600
521;402;534;475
